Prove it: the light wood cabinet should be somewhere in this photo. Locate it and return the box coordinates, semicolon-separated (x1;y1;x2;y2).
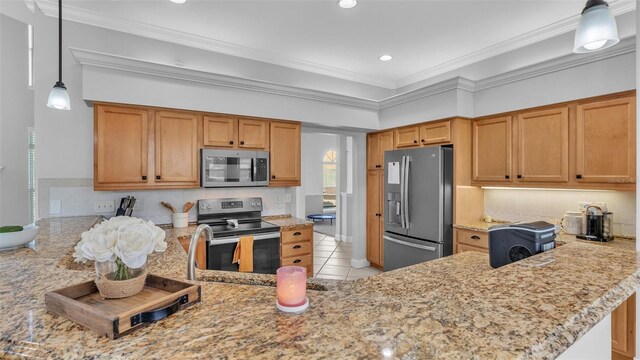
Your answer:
516;107;569;182
366;169;384;267
203;115;237;147
395;126;420;148
420;121;451;146
612;293;636;360
576;97;636;184
280;227;313;277
367;131;394;170
95;105;149;187
269;121;301;186
454;229;488;254
473;116;512;182
238;118;269;150
154;111;200;185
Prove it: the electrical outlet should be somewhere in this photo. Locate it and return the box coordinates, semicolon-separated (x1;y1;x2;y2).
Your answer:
94;200;115;213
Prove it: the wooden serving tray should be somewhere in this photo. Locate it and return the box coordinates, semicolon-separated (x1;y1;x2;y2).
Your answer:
45;274;201;339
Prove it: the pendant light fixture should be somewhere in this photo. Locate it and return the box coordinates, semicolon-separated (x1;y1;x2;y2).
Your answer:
573;0;619;53
47;0;70;110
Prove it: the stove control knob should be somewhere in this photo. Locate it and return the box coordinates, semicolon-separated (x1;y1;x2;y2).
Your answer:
200;204;206;210
252;202;257;207
206;204;212;209
256;201;262;207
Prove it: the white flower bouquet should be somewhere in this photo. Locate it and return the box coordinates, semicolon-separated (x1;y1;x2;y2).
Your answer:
74;217;167;281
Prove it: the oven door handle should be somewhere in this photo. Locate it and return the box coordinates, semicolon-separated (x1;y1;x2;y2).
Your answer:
207;232;280;246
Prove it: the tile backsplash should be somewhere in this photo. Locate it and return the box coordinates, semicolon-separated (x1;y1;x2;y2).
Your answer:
484;189;635;236
40;179;295;225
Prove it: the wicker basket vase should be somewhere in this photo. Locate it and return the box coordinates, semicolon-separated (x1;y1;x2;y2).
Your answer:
95;259;147;299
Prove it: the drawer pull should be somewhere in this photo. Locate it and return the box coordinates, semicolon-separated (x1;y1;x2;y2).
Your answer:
293;259;301;264
576;174;582;179
293;232;301;236
141;175;147;180
470;235;481;240
293;245;302;249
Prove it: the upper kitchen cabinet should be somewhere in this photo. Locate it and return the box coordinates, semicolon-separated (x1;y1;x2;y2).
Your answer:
472;116;512;183
238;118;269;150
203;115;237;147
367;131;394;170
94;105;150;188
516;107;569;183
576;96;636;184
154;111;200;185
394;126;420;148
269;121;301;187
420;120;451;146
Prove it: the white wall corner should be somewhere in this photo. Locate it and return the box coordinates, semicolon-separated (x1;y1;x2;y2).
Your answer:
350;258;371;269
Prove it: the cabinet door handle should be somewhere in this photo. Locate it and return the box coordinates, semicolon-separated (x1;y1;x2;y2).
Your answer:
470;235;481;240
293;259;301;264
240;141;245;145
517;175;522;179
293;245;302;249
413;140;418;144
505;175;510;179
142;176;147;180
156;175;161;180
576;175;582;179
229;140;234;145
421;139;425;143
271;175;276;179
293;232;301;236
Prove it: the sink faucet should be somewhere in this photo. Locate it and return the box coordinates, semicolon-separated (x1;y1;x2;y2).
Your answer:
187;224;213;281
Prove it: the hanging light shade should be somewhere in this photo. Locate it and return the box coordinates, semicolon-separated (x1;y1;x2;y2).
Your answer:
47;0;70;110
573;0;619;53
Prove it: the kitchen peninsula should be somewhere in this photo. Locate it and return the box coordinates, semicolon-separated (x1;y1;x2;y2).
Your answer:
1;216;639;359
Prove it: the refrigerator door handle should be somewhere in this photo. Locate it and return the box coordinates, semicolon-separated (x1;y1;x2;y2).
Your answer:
384;236;437;252
399;156;406;229
403;156;410;228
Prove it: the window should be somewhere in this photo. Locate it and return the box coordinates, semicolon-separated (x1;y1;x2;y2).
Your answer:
322;150;336;210
28;128;36;223
28;24;33;87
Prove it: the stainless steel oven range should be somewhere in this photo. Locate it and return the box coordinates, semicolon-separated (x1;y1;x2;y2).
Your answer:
197;197;280;274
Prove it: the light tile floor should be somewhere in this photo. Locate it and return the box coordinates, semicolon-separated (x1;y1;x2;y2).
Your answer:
312;232;381;280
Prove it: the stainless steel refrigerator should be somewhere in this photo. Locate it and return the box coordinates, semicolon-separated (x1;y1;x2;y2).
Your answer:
383;145;453;271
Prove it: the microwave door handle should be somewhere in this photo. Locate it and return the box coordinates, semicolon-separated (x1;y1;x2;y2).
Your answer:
251;157;256;182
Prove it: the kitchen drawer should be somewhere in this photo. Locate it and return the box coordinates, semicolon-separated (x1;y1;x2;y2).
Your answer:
281;241;312;258
280;253;312;271
281;227;313;244
456;229;488;249
457;243;489;254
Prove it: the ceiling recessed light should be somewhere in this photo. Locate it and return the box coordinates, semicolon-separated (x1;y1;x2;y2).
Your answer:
338;0;357;9
379;54;393;62
170;0;186;4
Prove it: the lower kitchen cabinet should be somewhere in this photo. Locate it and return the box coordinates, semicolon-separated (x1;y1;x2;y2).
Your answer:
612;293;636;360
178;235;207;270
366;169;384;268
453;229;488;254
280;227;313;276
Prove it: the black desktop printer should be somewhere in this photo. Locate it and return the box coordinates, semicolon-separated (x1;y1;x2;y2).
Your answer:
488;221;556;268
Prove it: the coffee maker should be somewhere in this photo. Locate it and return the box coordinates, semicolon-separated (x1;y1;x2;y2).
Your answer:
576;205;613;242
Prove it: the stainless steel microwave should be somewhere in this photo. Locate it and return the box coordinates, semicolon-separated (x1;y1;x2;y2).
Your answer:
201;149;269;187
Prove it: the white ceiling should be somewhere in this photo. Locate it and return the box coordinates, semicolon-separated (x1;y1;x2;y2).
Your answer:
40;0;636;89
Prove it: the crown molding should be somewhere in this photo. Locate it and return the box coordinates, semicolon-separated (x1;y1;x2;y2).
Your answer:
394;0;636;89
379;77;475;110
475;37;636;91
36;0;636;91
69;48;380;110
34;0;396;89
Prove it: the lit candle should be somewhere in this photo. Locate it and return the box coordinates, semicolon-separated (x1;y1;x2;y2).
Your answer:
276;266;307;308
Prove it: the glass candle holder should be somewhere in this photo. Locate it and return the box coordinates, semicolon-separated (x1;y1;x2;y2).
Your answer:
276;266;309;313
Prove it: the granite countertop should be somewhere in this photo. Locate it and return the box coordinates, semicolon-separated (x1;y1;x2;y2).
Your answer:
454;220;636;251
1;216;640;359
263;214;314;230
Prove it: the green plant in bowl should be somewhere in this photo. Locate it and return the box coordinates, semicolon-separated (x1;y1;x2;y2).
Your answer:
0;226;23;233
